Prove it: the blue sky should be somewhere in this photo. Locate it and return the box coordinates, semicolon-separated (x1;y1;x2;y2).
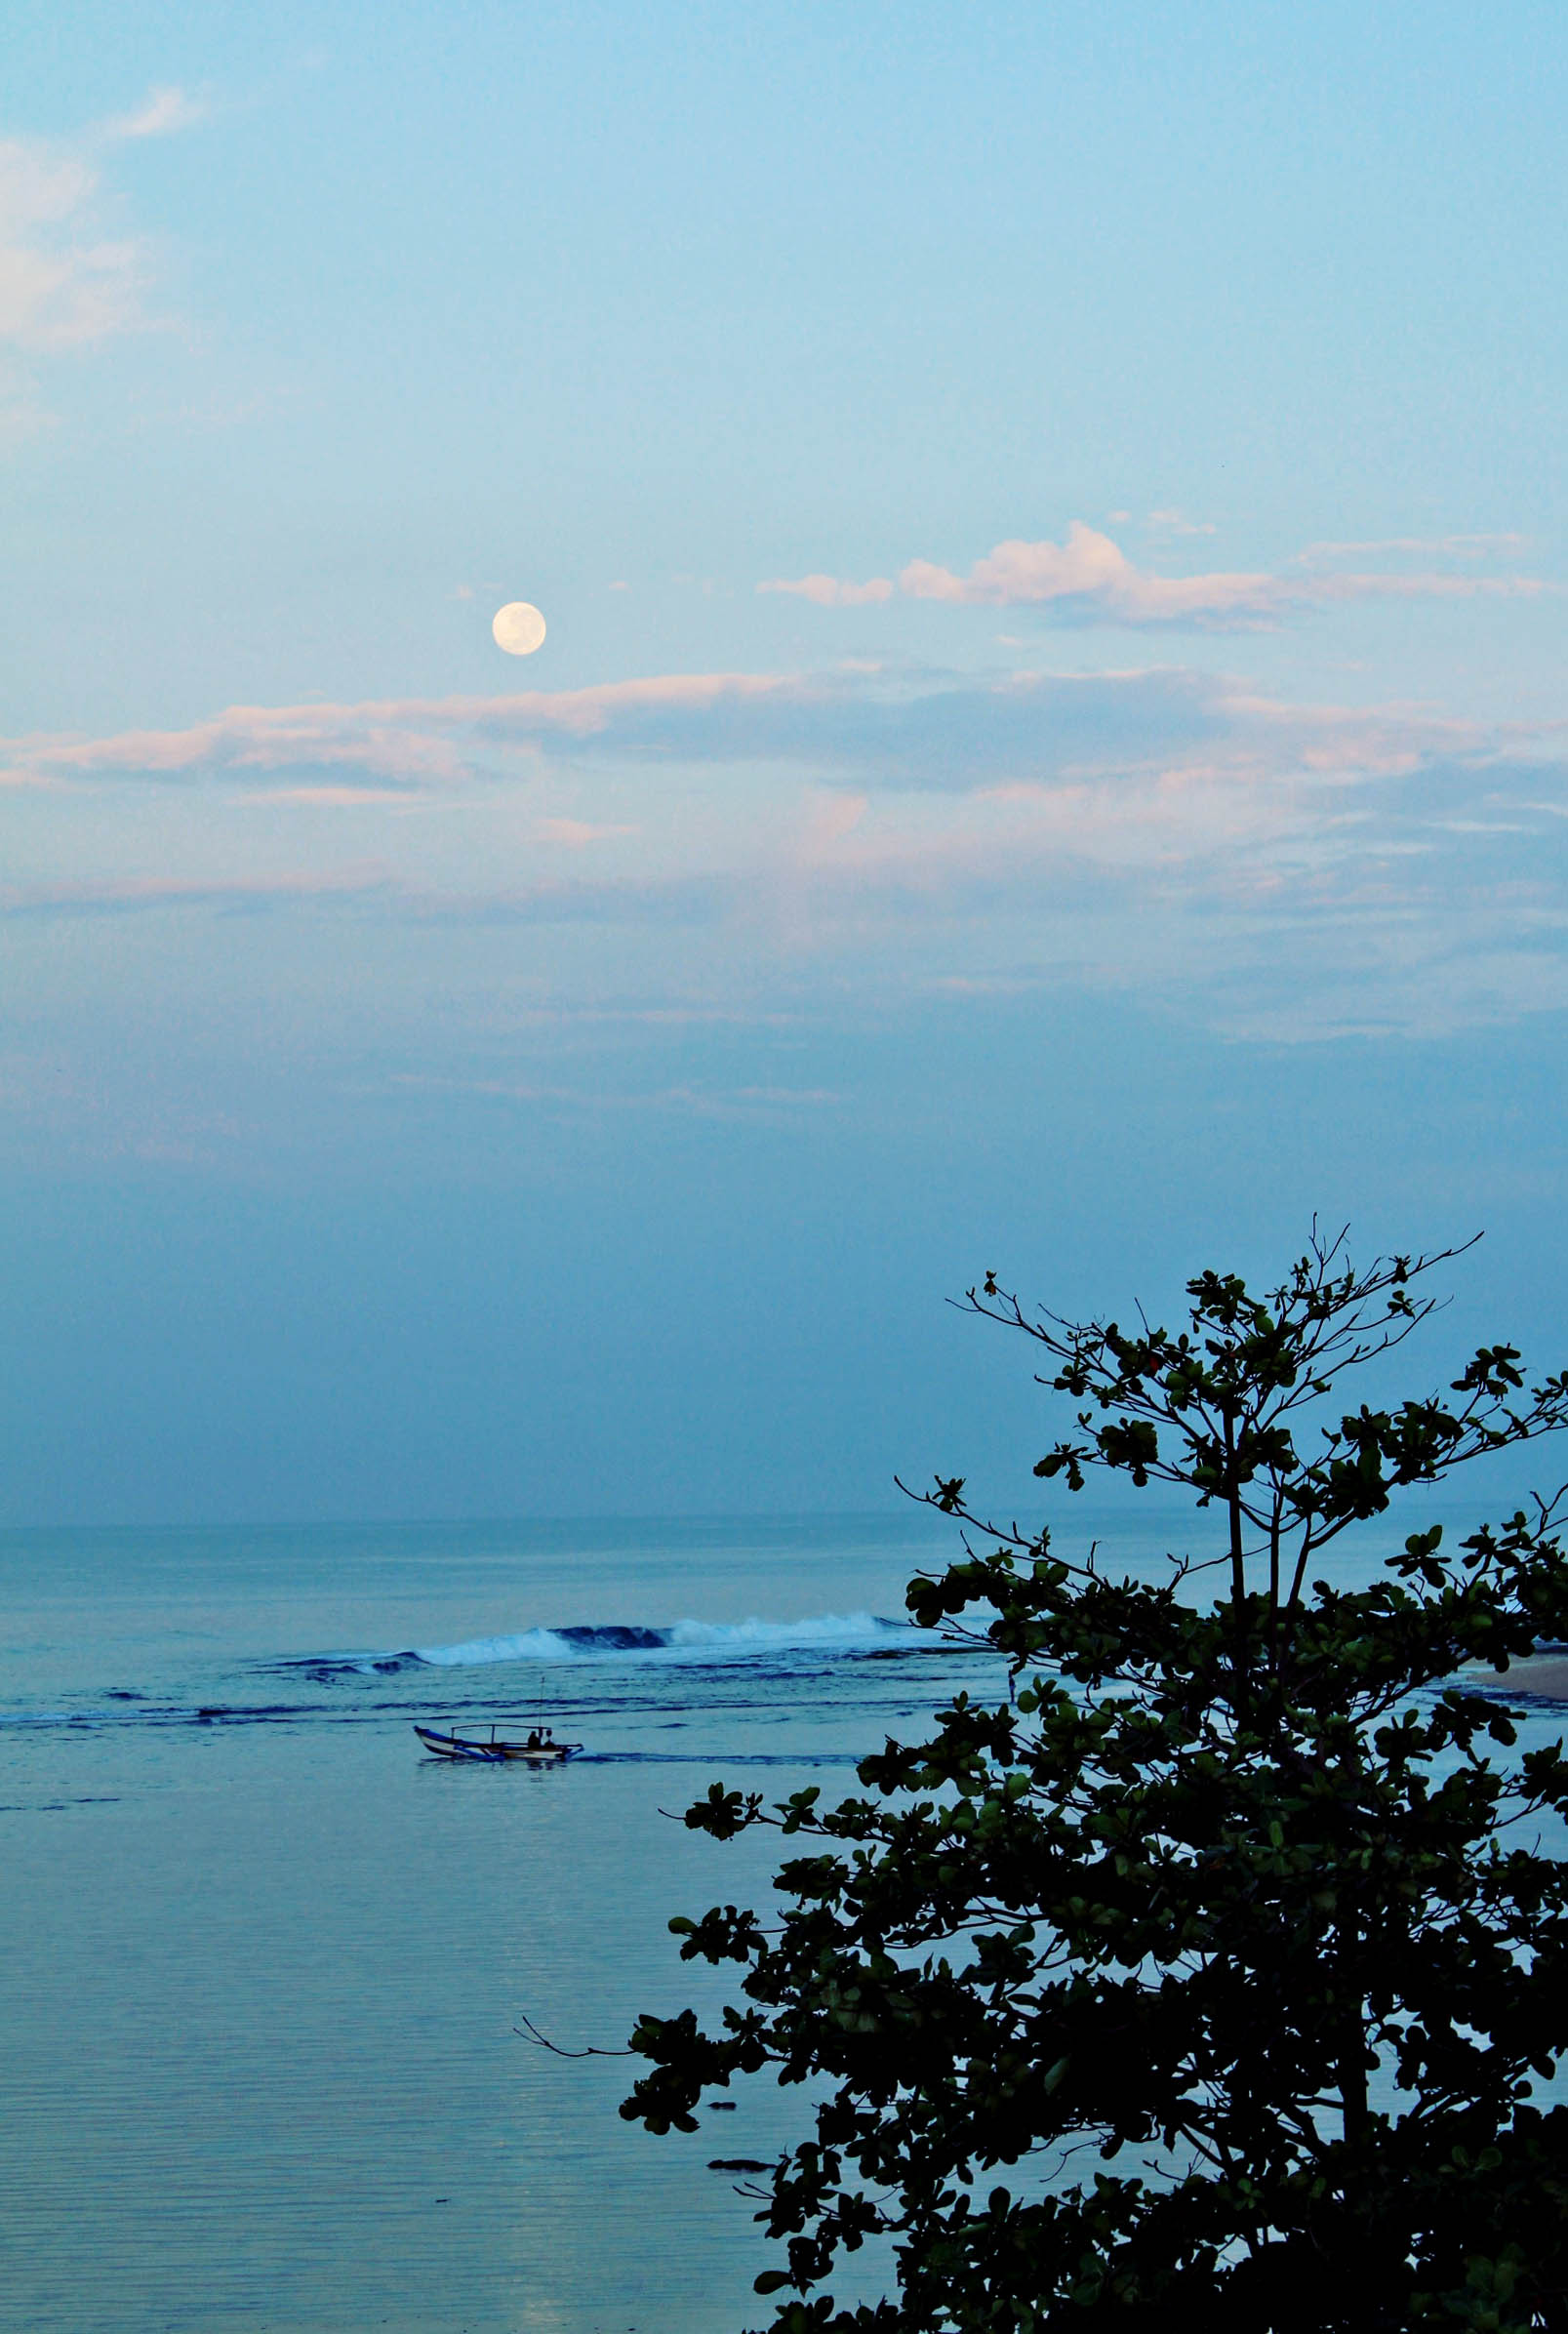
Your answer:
4;2;1567;1523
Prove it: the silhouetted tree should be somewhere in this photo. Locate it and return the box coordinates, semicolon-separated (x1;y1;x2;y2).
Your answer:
624;1231;1568;2331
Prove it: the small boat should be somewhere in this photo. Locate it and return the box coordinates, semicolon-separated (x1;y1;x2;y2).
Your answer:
415;1721;582;1764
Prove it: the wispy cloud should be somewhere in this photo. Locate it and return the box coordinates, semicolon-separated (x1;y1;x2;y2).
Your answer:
538;818;639;846
0;140;141;354
102;87;208;144
1146;508;1218;537
897;527;1281;623
3;663;1548;808
0;866;389;919
0;88;202;427
0;670;801;793
755;523;1550;630
1293;533;1530;565
388;1072;843;1119
9;664;1567;1041
758;574;895;607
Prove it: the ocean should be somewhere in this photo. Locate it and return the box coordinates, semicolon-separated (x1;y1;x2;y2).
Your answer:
5;1504;1563;2334
0;1512;989;2334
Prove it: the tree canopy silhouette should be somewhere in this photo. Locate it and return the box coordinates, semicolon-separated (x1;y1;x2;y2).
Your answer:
623;1231;1568;2332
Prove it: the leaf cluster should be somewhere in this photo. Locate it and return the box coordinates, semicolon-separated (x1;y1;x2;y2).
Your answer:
623;1233;1568;2331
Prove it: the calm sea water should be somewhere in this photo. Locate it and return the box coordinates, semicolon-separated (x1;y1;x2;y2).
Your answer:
0;1513;995;2334
4;1505;1562;2334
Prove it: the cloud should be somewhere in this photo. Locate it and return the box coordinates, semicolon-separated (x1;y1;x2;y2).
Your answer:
402;872;730;931
0;89;201;408
10;660;1568;1045
8;667;1560;837
102;87;207;143
1294;533;1530;565
1;670;804;793
758;574;895;607
389;1073;841;1119
0;139;141;353
2;702;476;790
538;818;638;846
7;662;1548;815
0;866;389;919
1307;571;1550;605
899;526;1282;623
757;524;1551;631
1147;508;1219;537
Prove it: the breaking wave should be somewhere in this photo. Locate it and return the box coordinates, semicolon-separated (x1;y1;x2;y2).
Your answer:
286;1611;908;1679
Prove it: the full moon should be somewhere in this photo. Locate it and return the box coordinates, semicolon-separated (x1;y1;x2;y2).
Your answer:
492;601;546;656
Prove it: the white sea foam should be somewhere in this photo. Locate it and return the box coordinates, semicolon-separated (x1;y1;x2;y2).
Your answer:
407;1611;903;1670
412;1627;594;1669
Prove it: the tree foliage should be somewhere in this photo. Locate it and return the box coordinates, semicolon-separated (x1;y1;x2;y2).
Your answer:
623;1232;1568;2331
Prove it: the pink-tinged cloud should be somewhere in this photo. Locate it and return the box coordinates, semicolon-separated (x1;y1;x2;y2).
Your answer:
5;664;1555;832
538;818;638;846
899;525;1281;622
0;670;801;792
797;792;869;856
464;669;796;739
1;705;475;789
760;524;1552;629
8;665;1567;1041
254;785;417;807
757;574;895;607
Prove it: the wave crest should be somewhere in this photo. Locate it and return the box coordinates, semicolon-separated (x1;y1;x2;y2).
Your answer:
289;1611;905;1677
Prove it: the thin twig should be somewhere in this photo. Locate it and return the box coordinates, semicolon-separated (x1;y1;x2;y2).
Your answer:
513;2013;632;2059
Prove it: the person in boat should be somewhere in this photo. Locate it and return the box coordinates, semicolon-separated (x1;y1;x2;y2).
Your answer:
526;1729;541;1749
